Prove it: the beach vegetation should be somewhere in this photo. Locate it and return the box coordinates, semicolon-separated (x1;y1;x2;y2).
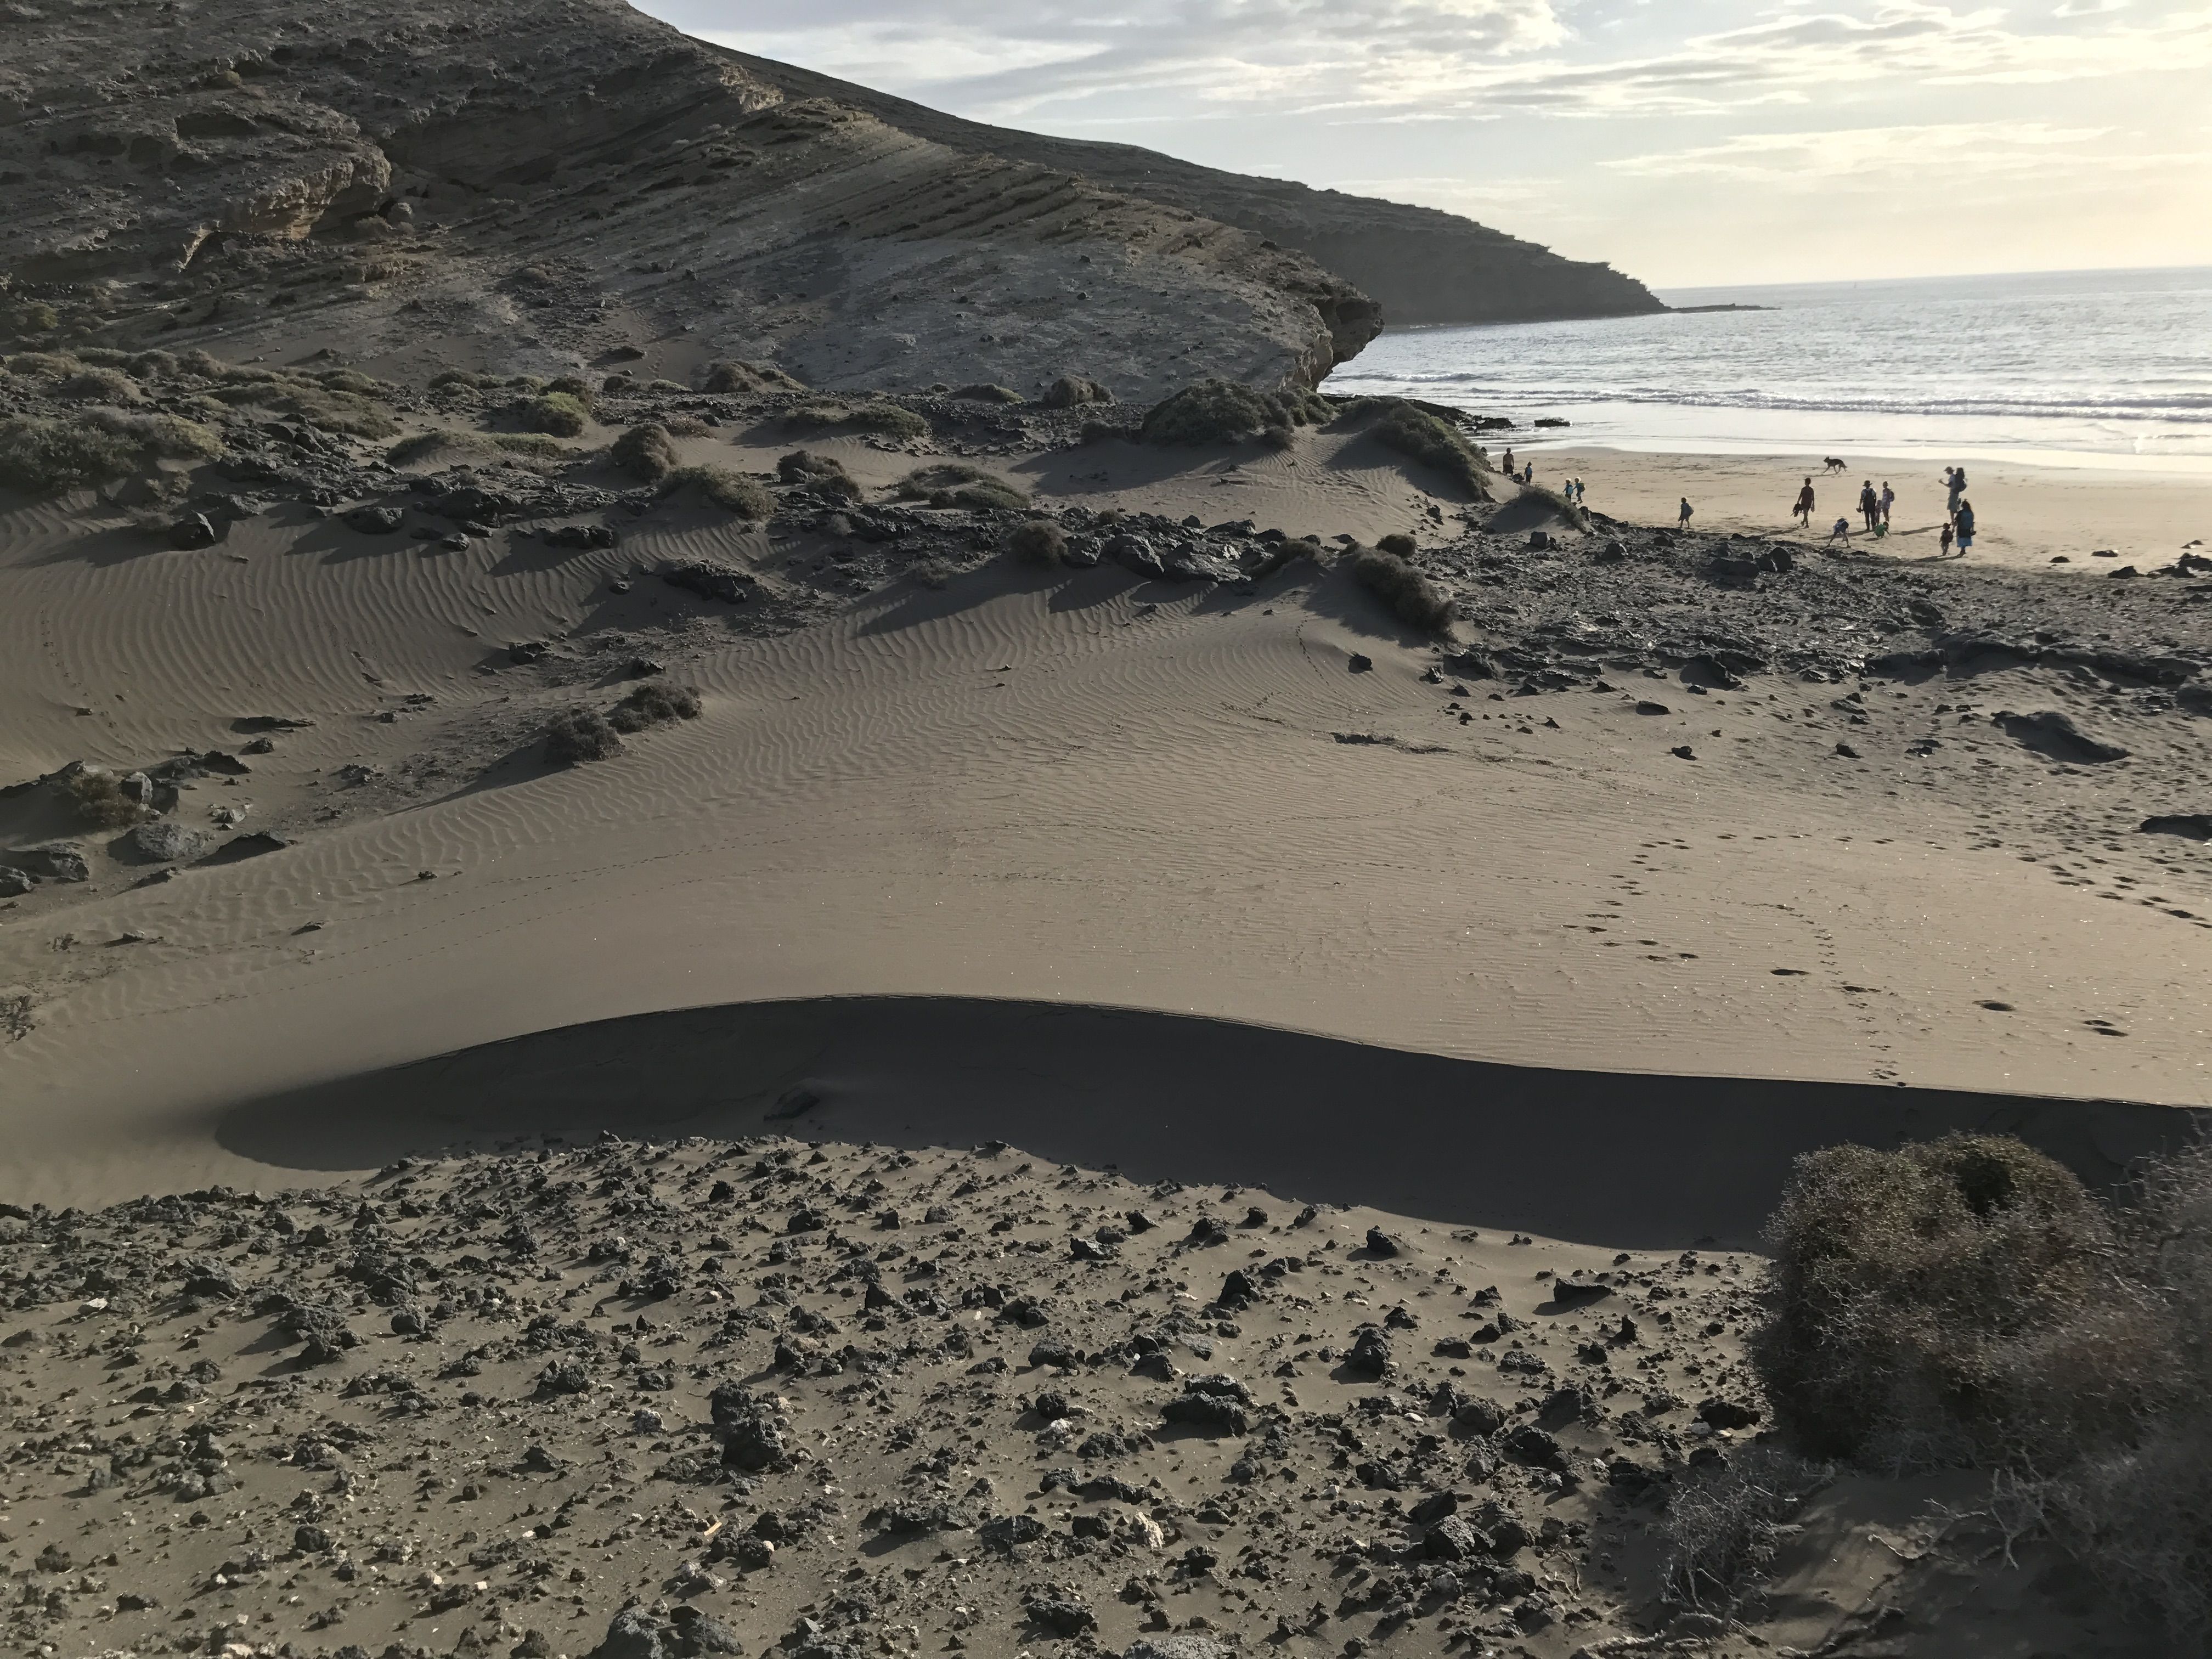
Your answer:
1350;543;1454;633
1141;380;1330;446
612;421;680;482
544;708;623;766
785;400;928;442
609;681;702;732
1368;400;1493;503
1658;1445;1833;1612
896;462;1027;512
777;449;861;499
0;416;150;493
516;391;590;437
662;466;774;519
66;768;144;830
701;360;805;394
953;383;1025;404
1005;519;1066;566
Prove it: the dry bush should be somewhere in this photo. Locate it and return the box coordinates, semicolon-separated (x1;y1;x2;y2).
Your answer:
897;463;1027;512
953;383;1024;404
1377;533;1417;556
84;408;221;460
1259;422;1295;452
66;769;143;829
1042;376;1113;409
608;682;702;733
663;466;772;519
0;988;33;1042
1350;545;1454;634
612;421;679;482
777;449;861;500
1369;401;1493;503
1005;519;1066;566
700;360;804;394
544;709;623;766
785;400;927;442
909;556;958;590
1660;1444;1832;1612
1752;1135;2152;1469
59;365;139;403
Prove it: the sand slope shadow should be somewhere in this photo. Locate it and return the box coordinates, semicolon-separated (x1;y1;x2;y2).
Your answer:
212;997;2198;1249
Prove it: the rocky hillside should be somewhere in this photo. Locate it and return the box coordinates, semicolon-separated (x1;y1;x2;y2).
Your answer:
724;53;1666;329
0;0;1380;400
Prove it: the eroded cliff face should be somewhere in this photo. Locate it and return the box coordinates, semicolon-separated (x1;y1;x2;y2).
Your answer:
0;0;1380;398
717;53;1666;328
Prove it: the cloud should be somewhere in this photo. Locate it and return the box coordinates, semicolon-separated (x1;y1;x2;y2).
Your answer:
1603;120;2115;180
670;0;2212;124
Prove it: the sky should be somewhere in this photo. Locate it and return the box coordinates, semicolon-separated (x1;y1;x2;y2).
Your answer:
633;0;2212;291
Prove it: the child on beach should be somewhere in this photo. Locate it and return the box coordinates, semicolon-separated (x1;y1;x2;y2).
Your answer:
1795;478;1815;528
1940;522;1955;557
1879;481;1895;526
1678;497;1694;528
1828;516;1852;543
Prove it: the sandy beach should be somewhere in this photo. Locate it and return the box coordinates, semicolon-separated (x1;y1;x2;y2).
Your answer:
1536;447;2212;573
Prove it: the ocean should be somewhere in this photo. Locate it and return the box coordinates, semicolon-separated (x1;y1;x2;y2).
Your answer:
1323;266;2212;474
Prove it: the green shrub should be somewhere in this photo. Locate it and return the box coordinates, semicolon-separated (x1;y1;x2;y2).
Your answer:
86;408;222;460
0;416;142;492
777;449;860;499
1260;422;1295;452
4;351;81;379
544;708;623;766
516;392;590;437
1006;519;1066;566
1377;533;1417;557
1752;1134;2151;1468
663;465;773;519
429;369;489;392
785;400;928;442
66;769;143;830
1350;544;1454;633
0;298;60;338
895;462;1026;512
1369;402;1493;502
612;421;679;483
608;682;702;733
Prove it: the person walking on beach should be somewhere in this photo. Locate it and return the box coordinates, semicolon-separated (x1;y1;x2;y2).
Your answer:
1944;466;1968;524
1678;496;1695;528
1859;479;1880;534
1795;477;1816;528
1502;447;1516;478
1940;521;1955;557
1955;498;1976;554
1879;480;1895;526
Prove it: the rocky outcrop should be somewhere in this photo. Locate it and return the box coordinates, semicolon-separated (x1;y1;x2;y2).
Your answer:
0;0;1384;399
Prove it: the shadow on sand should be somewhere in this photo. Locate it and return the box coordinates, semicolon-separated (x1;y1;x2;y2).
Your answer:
213;996;2199;1250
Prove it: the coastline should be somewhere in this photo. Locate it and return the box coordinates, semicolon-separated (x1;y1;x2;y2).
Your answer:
1523;445;2212;573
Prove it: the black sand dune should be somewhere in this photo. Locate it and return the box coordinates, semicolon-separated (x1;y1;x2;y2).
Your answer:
216;995;2197;1249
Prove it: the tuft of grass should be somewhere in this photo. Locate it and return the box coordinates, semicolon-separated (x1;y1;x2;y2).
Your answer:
1005;519;1066;566
895;462;1026;512
0;298;60;339
544;708;623;766
515;392;590;438
777;449;861;500
953;383;1024;404
66;769;143;830
1350;544;1454;634
1140;380;1331;446
0;416;144;493
4;351;82;380
1377;533;1417;557
1042;376;1113;409
612;421;679;483
608;682;702;733
1369;401;1494;503
84;408;222;460
662;466;774;519
386;430;563;466
784;400;928;442
58;365;140;403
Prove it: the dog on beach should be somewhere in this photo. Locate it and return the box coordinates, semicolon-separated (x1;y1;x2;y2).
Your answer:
1822;457;1847;473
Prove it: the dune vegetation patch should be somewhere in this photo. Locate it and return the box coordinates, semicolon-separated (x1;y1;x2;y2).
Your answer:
611;421;680;482
1139;379;1332;447
1363;400;1494;503
784;400;928;442
661;465;774;519
1350;542;1455;634
777;449;861;500
1005;518;1066;566
895;462;1027;512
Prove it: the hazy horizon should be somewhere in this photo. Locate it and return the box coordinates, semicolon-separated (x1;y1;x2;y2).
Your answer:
636;0;2212;291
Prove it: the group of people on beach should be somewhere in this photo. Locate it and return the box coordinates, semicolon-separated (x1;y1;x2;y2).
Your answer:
1787;467;1975;555
1499;448;1587;506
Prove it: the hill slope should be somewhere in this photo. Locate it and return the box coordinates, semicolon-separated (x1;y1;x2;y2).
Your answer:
0;0;1380;399
721;49;1666;328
